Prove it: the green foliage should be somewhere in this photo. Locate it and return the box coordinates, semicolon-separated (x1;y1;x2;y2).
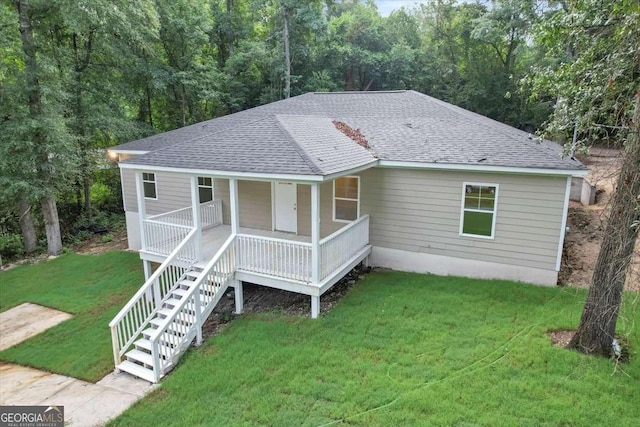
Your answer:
110;271;640;426
0;234;25;261
0;252;143;381
528;0;640;149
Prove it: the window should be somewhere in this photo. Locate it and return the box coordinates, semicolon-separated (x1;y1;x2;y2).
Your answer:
142;172;157;199
198;177;213;203
333;176;360;222
460;183;498;238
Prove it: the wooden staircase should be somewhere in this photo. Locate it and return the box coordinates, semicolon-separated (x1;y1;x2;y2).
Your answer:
117;264;207;382
110;234;237;383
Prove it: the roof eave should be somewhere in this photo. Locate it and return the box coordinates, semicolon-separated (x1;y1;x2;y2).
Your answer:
377;160;588;176
118;159;380;183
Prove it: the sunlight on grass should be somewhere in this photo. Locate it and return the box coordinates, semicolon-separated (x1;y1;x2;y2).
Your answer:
110;271;639;426
0;252;142;382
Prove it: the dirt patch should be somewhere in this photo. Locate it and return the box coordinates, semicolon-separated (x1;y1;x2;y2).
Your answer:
560;148;640;292
73;229;129;255
548;329;576;348
201;265;369;340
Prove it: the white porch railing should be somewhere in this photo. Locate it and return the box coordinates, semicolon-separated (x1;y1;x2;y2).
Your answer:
109;229;198;367
200;200;223;230
143;200;223;257
149;235;237;380
236;234;312;282
320;214;370;281
143;220;192;257
146;200;223;229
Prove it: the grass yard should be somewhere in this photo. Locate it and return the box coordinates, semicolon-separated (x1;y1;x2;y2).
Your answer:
111;271;640;426
0;252;142;382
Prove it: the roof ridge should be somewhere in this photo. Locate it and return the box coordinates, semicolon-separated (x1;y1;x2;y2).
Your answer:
274;115;324;175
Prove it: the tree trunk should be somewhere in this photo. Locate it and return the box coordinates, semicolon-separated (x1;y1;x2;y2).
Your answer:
226;0;234;58
41;194;63;256
17;196;37;253
568;92;640;356
15;0;64;255
282;4;291;99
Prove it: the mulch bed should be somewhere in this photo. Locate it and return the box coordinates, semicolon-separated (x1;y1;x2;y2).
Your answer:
201;264;370;340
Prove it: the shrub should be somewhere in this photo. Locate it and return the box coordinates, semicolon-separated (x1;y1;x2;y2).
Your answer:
0;233;25;261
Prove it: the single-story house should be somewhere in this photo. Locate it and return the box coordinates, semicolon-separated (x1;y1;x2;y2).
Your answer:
107;90;586;382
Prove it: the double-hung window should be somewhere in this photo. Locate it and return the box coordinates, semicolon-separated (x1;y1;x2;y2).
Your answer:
460;183;498;238
333;176;360;222
198;177;213;203
143;172;157;199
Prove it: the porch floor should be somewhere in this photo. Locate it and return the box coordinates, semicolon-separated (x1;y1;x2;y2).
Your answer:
201;225;310;260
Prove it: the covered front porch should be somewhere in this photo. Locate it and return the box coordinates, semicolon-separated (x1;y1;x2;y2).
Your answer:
133;172;371;318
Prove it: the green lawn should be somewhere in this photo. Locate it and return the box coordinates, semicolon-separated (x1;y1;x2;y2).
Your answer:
110;271;639;426
0;251;143;382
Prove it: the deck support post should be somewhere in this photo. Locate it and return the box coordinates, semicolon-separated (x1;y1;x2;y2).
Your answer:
311;295;320;319
234;280;244;314
190;176;203;260
230;178;239;235
135;171;147;251
143;260;152;281
311;183;320;285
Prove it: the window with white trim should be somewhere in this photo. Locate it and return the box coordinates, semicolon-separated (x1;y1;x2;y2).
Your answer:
333;176;360;222
143;172;157;199
198;177;213;203
460;183;498;238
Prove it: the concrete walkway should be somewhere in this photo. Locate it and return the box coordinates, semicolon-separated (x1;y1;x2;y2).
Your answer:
0;303;72;351
0;363;156;426
0;302;157;426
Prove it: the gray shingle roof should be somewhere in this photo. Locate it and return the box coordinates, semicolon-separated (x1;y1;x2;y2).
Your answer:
116;90;585;175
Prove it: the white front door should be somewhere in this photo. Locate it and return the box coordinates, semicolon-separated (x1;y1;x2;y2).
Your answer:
274;182;297;233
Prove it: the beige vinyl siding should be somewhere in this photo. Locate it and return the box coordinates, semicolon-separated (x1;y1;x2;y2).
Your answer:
238;180;272;230
297;182;346;238
208;178;272;230
360;168;566;271
213;178;231;225
121;169;192;215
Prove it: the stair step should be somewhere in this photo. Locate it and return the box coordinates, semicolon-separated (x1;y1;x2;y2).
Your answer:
177;280;197;289
150;315;195;328
193;262;207;270
164;298;184;308
118;360;156;383
157;308;172;318
134;338;152;351
172;288;189;298
134;337;176;355
185;271;201;279
126;348;154;367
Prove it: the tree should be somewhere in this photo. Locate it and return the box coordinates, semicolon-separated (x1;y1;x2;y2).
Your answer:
9;0;76;255
530;0;640;357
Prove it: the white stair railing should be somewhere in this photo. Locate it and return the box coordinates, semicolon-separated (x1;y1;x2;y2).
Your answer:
319;215;370;280
149;234;237;381
109;228;198;368
236;234;312;282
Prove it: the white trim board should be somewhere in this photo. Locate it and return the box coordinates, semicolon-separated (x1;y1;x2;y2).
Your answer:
555;176;572;271
118;159;586;183
378;160;587;177
118;161;379;183
369;246;558;286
